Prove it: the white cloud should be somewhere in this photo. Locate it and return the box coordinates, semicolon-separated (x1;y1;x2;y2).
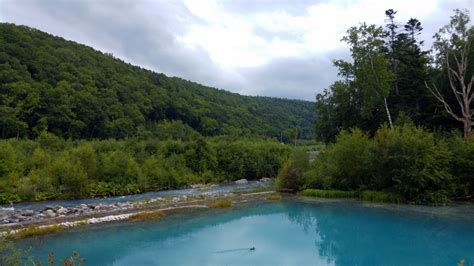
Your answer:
178;0;448;69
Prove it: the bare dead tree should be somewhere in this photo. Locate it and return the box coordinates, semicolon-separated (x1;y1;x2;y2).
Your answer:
426;9;473;142
426;38;473;142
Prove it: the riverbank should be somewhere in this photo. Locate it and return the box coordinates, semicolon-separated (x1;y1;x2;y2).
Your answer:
1;190;280;238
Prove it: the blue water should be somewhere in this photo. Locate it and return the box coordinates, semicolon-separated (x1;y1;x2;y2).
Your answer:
21;199;474;265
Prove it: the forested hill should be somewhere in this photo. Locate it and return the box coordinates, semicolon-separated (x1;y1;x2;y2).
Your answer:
0;23;314;141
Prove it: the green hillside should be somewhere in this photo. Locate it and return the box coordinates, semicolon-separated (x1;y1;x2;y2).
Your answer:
0;23;314;141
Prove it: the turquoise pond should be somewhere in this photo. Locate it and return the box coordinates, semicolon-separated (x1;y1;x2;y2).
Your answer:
20;199;474;266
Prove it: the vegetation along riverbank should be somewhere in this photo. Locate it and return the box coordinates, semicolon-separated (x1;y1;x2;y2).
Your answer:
275;9;474;206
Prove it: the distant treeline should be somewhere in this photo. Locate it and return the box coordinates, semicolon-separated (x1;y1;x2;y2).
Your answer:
0;23;314;142
0;133;291;204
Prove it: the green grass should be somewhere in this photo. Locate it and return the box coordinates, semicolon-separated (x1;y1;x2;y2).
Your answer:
266;194;282;201
208;199;233;208
359;190;406;204
299;189;406;204
299;189;357;198
129;211;164;222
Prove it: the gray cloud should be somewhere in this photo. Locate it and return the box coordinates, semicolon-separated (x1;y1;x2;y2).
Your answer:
0;0;472;101
220;0;322;16
238;52;343;100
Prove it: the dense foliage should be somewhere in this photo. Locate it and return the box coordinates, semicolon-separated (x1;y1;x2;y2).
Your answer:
283;9;474;204
278;124;473;204
315;9;473;142
0;23;314;142
0;133;290;203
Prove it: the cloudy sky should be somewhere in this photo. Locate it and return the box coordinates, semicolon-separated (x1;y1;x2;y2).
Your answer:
1;0;472;101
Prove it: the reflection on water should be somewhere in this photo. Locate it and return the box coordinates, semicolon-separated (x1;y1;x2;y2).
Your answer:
21;200;474;266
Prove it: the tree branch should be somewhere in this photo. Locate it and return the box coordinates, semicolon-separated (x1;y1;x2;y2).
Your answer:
425;81;463;122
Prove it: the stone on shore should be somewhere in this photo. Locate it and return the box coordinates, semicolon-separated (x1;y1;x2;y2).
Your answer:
57;207;68;215
21;210;36;216
235;179;248;184
44;209;56;218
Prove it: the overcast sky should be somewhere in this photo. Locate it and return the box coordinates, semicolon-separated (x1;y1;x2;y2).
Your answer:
1;0;472;101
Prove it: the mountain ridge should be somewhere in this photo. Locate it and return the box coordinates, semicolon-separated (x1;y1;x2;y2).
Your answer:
0;23;315;141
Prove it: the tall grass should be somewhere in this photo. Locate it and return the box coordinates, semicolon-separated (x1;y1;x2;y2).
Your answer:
359;190;406;204
299;189;406;204
299;189;356;198
208;199;232;208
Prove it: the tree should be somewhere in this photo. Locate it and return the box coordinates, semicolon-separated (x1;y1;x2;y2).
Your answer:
405;18;423;42
388;18;432;126
385;9;400;95
314;81;362;143
427;9;474;142
342;23;395;128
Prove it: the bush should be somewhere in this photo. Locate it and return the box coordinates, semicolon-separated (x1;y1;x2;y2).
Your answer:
0;137;291;203
302;125;455;205
372;125;452;204
302;169;332;190
50;155;89;198
208;199;232;208
0;192;21;204
266;194;282;201
444;134;474;198
308;128;372;190
100;151;140;185
276;150;309;192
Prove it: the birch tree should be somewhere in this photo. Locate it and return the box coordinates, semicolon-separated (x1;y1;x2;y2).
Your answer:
342;23;395;128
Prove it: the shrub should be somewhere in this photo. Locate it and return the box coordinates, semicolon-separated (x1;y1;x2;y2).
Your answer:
69;144;98;180
100;151;140;185
372;125;452;204
37;131;66;151
0;192;21;204
276;150;308;192
444;134;474;198
310;129;372;190
302;125;456;205
0;142;19;178
302;169;332;190
299;189;357;198
50;155;89;198
266;194;282;201
208;199;232;208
